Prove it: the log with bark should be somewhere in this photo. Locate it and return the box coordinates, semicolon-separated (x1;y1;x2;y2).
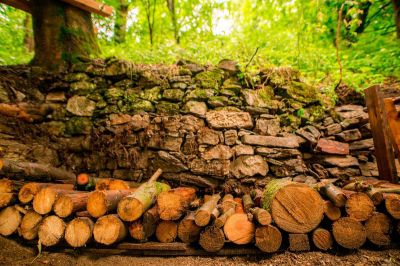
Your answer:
65;217;94;248
384;193;400;219
0;159;76;183
157;187;196;220
242;194;254;212
289;234;310;252
324;200;341;221
108;179;130;190
223;198;255;245
318;183;347;207
332;217;366;249
142;205;160;239
155;220;178;243
195;194;221;226
255;225;282;253
177;211;202;243
129;219;147;242
87;189;132;218
199;226;225;252
365;212;391;246
214;195;236;228
53;192;90;218
250;207;271;226
38;215;66;247
0;206;22;236
18;182;74;204
345;192;375;221
118;169;170;222
18;210;43;240
312;228;333;251
262;179;324;233
32;187;79;215
93;215;127;245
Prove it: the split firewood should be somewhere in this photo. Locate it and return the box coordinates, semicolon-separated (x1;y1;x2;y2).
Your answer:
332;217;366;249
289;234;310;252
93;215;127;245
65;217;94;248
199;226;225;252
318;183;347;207
32;188;81;215
0;193;16;208
324;200;341;221
214;208;235;228
178;211;202;243
87;189;132;218
384;193;400;219
255;225;282;253
0;178;14;192
155;220;178;243
129;219;147;242
18;210;43;240
345;192;375;221
118;169;170;222
157;187;197;220
18;182;74;204
108;179;130;190
38;215;66;247
0;159;76;183
142;205;160;239
365;212;391;246
0;205;22;236
214;194;236;228
223;198;255;245
195;194;221;226
53;192;90;218
312;228;333;251
249;207;271;226
262;179;324;233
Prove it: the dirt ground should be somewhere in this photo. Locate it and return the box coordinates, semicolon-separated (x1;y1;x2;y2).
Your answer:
1;237;400;266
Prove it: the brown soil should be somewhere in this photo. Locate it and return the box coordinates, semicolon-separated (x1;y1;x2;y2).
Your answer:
0;236;399;266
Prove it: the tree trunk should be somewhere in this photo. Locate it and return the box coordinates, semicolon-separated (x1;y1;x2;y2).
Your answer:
18;183;74;204
255;225;282;253
365;212;391;246
312;228;333;251
23;14;34;52
53;192;90;218
199;226;225;252
0;206;22;236
393;0;400;39
87;189;132;218
65;217;94;247
114;0;129;43
178;211;202;243
30;0;99;69
19;210;43;240
155;220;178;243
38;215;66;246
157;187;196;220
166;0;179;44
93;215;127;245
332;217;366;249
32;188;80;215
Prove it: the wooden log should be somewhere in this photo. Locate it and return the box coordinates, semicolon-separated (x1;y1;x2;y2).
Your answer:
18;210;43;240
142;205;159;239
53;192;90;218
332;217;366;249
65;217;94;248
319;183;347;207
255;225;282;253
262;179;324;233
250;189;263;207
32;188;79;215
250;207;272;226
365;212;391;246
384;193;400;219
157;187;196;220
189;198;203;209
214;208;235;228
312;228;333;251
0;178;13;192
324;200;341;221
195;194;221;226
199;226;225;252
0;193;16;208
178;212;202;243
224;199;255;245
345;192;375;221
220;194;236;213
129;219;147;242
0;206;22;236
95;178;111;191
18;183;74;204
211;207;220;221
87;190;132;218
155;220;178;243
118;169;169;222
0;159;76;183
38;215;66;247
108;179;130;190
242;194;254;212
289;233;310;252
93;215;127;245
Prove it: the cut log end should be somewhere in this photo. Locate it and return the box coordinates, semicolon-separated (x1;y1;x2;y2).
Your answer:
0;193;16;208
333;217;366;249
199;226;225;252
18;183;41;204
117;197;144;222
224;213;255;245
65;217;94;248
93;215;126;245
19;210;43;240
365;212;391;246
312;228;333;251
324;200;341;221
38;215;66;247
0;206;22;236
32;187;57;215
255;225;282;253
53;195;74;218
385;194;400;219
178;212;202;243
87;191;108;218
155;220;178;243
345;192;375;222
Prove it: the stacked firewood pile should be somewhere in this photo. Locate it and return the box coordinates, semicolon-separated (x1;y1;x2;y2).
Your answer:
1;168;400;254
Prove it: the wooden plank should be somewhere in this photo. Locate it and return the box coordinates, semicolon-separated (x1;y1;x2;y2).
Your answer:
117;242;188;251
60;0;113;17
0;0;31;13
365;86;398;183
384;98;400;164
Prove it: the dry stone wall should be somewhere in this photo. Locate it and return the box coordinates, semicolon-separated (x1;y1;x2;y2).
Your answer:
0;59;396;192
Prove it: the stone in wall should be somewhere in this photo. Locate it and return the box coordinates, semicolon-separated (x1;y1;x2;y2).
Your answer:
206;110;253;129
189;159;230;177
242;134;299;148
230;155;268;179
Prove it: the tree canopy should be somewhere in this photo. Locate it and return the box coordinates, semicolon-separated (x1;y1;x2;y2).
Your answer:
0;0;399;90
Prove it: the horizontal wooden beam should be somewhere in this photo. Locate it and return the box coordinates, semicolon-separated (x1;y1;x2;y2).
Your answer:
60;0;113;17
0;0;31;13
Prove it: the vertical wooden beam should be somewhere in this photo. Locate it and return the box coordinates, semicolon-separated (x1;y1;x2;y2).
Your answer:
384;97;400;163
365;86;398;183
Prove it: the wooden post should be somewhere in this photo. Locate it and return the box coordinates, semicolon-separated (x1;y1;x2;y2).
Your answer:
383;97;400;163
365;86;398;183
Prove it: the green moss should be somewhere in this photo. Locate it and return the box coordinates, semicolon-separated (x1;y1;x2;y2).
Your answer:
140;86;162;102
208;96;229;107
195;70;224;89
286;81;320;104
186;88;215;101
305;105;325;123
65;117;92;135
279;113;301;129
105;87;125;103
70;81;96;95
242;86;276;108
163;89;185;101
156;101;180;115
130;99;154;112
65;73;89;82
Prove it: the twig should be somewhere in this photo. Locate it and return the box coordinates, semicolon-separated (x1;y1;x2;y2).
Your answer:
335;3;345;90
245;47;259;72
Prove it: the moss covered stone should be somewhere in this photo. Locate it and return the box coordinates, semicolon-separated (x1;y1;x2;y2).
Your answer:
65;117;92;135
70;81;96;95
183;101;207;116
242;86;279;110
105;87;125;103
208;96;229;108
156;101;180;115
66;95;96;116
131;99;154;112
65;73;89;82
186;88;215;101
163;89;184;101
280;113;301;129
286;81;320;104
195;70;224;89
304;105;325;123
140;86;162;102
